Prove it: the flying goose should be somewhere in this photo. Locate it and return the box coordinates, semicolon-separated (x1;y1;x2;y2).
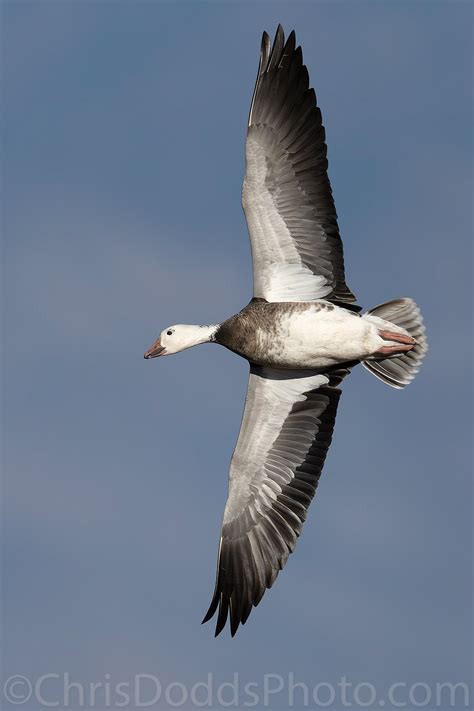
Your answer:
144;25;427;637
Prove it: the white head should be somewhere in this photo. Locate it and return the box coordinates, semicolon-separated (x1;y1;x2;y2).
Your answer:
144;324;218;359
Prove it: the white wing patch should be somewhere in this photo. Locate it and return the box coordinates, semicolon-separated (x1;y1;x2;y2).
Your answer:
243;137;331;303
263;263;332;302
223;370;329;525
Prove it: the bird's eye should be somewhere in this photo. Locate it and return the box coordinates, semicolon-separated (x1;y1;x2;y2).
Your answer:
167;330;173;336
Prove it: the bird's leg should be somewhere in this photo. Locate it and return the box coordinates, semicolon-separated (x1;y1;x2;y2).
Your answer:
374;329;416;357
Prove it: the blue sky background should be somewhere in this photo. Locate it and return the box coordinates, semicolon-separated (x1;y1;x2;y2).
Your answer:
2;1;472;709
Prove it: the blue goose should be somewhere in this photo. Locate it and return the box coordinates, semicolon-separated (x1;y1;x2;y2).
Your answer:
144;25;427;637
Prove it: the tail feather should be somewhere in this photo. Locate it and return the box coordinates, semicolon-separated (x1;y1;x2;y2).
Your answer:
362;298;428;389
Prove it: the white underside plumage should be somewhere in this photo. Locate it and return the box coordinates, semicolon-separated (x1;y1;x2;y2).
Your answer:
251;302;397;370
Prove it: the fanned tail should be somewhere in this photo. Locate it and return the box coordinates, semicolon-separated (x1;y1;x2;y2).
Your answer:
362;298;428;389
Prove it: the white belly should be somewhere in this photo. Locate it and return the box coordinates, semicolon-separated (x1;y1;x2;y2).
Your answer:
258;303;377;369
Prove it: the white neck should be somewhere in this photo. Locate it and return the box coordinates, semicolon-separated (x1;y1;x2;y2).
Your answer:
186;324;219;346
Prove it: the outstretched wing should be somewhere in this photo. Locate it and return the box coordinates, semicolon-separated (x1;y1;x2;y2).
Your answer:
243;25;357;305
203;366;348;636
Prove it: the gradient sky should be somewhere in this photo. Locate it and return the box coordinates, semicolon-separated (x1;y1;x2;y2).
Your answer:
2;2;472;710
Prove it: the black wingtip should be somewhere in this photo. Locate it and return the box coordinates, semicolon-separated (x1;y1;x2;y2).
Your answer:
214;598;228;637
201;610;215;625
201;593;219;625
285;30;296;52
267;25;285;71
259;31;271;73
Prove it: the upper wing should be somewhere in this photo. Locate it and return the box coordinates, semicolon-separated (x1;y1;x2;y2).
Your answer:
202;365;348;637
243;25;357;305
